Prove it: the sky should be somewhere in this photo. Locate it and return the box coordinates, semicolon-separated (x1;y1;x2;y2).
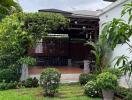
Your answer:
18;0;112;12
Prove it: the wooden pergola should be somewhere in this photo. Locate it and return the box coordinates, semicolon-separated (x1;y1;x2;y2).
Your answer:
29;9;99;66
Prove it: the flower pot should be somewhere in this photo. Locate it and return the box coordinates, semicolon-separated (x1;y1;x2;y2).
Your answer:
102;90;114;100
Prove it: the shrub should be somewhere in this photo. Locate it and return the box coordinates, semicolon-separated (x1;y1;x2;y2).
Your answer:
97;72;118;90
115;86;128;97
84;80;102;98
104;68;122;78
18;57;36;65
79;73;96;85
6;81;18;89
0;68;20;83
32;77;39;87
40;68;61;97
24;78;33;88
115;86;132;99
125;91;132;100
0;82;7;90
23;77;39;88
0;81;18;90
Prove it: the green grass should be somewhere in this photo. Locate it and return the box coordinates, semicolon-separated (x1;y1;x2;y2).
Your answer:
0;83;101;100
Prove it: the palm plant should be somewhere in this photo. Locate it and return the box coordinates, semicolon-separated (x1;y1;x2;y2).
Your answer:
86;33;111;73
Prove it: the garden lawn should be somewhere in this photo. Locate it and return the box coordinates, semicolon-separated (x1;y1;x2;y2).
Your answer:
0;83;101;100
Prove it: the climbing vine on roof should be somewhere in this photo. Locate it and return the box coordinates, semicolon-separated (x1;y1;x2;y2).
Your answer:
0;12;68;69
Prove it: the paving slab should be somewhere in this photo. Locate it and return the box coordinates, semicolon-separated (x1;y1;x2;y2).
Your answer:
29;73;80;83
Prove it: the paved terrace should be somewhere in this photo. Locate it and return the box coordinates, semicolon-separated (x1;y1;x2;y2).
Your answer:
29;66;83;83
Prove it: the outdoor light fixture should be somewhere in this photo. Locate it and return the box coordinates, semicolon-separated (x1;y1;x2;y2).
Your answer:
82;26;86;30
74;21;78;24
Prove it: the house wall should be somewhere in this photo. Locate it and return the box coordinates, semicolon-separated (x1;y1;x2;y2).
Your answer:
99;0;132;88
99;0;131;63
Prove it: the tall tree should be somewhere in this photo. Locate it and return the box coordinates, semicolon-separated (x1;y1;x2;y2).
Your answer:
0;0;22;18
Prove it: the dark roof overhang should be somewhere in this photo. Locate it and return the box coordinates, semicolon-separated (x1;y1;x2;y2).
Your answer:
103;0;117;2
38;9;72;14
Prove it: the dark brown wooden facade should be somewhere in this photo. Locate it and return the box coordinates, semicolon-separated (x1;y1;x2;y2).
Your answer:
28;9;99;66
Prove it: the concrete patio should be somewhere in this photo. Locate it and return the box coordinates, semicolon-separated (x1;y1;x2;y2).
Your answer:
29;66;83;83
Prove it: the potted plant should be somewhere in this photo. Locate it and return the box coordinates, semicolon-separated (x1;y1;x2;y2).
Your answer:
97;72;118;100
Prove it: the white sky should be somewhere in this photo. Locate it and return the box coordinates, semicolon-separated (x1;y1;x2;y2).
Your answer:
18;0;112;12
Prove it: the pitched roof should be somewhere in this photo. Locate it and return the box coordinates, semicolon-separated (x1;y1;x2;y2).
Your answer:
71;10;99;18
38;9;99;19
103;0;117;2
38;9;72;14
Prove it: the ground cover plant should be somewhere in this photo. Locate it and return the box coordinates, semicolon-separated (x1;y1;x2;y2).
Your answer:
0;81;18;90
21;77;39;88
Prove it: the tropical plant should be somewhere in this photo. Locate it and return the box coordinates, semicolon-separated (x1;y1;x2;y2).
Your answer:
121;1;132;24
101;1;132;77
101;18;131;50
86;34;111;73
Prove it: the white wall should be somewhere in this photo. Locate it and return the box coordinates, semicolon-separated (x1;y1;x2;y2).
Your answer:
99;0;131;88
99;0;131;64
99;0;130;27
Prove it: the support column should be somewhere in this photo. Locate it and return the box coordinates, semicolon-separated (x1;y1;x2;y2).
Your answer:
68;59;72;67
35;39;43;53
20;64;29;81
84;60;90;73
